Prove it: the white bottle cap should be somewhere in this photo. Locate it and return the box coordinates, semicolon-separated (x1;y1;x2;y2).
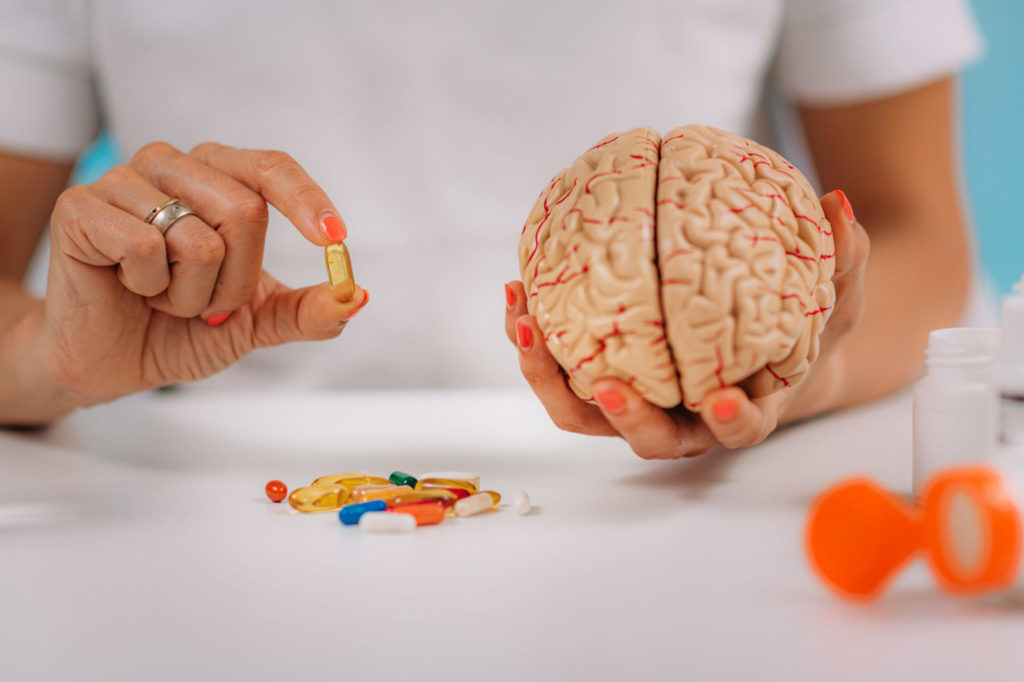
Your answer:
926;327;1001;358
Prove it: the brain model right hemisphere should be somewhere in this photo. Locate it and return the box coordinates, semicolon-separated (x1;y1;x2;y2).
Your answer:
518;125;836;411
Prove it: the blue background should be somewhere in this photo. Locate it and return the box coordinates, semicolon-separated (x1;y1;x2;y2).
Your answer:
962;0;1024;294
72;0;1022;293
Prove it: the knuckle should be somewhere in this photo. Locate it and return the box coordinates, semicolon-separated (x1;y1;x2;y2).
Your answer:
234;195;269;226
551;414;585;433
98;163;137;187
188;141;219;158
183;229;226;267
52;185;91;234
291;182;324;205
630;442;661;460
520;365;547;386
252;149;294;176
131;141;177;168
131;230;166;263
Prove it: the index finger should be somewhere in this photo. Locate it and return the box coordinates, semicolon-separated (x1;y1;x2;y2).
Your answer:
189;143;346;246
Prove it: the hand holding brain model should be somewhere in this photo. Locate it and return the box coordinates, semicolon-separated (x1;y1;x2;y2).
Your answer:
506;125;870;458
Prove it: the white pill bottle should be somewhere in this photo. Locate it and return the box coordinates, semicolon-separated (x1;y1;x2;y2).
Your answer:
912;327;1000;493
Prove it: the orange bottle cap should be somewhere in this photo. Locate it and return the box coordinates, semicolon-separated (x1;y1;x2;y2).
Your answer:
921;466;1022;593
805;478;923;601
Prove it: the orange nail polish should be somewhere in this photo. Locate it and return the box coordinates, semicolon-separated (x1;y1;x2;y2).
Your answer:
320;215;347;241
835;190;854;223
595;389;626;414
712;397;739;422
505;284;516;309
516;320;533;350
206;312;231;327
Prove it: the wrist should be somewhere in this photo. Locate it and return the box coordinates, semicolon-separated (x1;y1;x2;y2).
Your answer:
0;302;88;426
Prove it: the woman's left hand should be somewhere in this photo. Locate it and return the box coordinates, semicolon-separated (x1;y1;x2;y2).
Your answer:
504;190;870;459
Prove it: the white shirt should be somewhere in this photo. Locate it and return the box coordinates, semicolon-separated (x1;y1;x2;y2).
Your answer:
0;0;984;389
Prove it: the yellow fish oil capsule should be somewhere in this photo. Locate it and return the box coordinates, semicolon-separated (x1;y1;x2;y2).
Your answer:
386;489;458;508
325;242;356;302
417;471;480;489
350;485;413;504
311;472;371;487
415;478;478;495
288;485;350;513
454;492;498;517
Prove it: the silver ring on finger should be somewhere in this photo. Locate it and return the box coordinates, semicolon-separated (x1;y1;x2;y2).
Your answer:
144;198;195;235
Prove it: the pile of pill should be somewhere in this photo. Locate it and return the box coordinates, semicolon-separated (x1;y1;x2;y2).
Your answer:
264;471;531;532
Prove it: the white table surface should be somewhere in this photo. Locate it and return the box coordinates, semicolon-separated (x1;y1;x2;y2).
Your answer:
1;386;1021;681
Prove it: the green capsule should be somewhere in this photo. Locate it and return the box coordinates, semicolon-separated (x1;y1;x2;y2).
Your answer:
389;471;418;488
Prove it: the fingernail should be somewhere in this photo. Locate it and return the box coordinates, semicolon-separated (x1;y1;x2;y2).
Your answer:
343;290;369;321
595;389;627;414
834;190;854;223
712;398;739;423
505;284;516;310
206;312;231;327
516;320;533;350
320;214;347;242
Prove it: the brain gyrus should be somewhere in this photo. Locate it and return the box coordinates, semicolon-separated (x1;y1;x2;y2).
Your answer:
518;125;836;411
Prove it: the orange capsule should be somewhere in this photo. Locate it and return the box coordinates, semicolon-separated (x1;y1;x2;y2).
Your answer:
392;502;446;526
350;485;413;504
416;478;478;495
387;489;458;508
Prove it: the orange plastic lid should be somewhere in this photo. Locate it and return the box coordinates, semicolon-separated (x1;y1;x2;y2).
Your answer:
921;466;1022;594
805;478;923;601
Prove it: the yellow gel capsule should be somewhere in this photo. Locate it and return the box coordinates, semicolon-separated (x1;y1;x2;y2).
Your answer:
288;485;350;513
415;477;478;494
350;485;413;504
325;242;356;302
387;489;458;508
311;472;371;487
418;471;480;489
337;476;392;491
482;490;501;505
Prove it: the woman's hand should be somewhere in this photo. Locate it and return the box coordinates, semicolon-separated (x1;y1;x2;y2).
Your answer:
23;142;368;415
504;190;869;459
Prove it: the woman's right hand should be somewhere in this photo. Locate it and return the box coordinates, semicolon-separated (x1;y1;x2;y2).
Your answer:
17;141;368;421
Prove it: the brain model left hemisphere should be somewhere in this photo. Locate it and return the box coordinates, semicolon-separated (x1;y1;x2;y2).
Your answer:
518;125;836;410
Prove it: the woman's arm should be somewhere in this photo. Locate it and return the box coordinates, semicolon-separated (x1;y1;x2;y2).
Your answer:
0;153;77;423
787;76;971;421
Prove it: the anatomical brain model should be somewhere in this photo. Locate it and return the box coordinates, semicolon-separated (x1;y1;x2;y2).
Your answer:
518;125;836;411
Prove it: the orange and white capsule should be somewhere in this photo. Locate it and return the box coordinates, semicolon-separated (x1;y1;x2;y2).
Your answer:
360;511;416;533
325;242;356;302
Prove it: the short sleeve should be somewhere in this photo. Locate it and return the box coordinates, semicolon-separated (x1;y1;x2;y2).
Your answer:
775;0;984;105
0;0;101;160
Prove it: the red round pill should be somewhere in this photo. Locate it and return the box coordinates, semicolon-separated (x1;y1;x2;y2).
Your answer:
265;480;288;503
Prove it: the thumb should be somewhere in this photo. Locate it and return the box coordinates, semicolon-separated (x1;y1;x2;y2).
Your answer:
250;271;369;348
